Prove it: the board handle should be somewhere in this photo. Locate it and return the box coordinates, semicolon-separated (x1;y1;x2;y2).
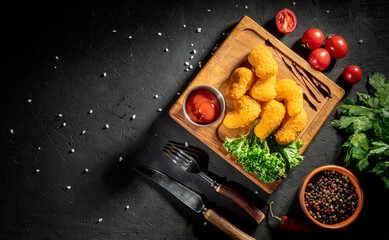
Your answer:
204;209;255;240
216;184;264;224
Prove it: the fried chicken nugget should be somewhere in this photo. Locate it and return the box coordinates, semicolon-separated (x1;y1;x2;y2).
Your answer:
275;79;303;117
276;109;308;145
223;95;261;128
248;75;277;102
248;45;278;80
226;67;255;99
254;100;286;140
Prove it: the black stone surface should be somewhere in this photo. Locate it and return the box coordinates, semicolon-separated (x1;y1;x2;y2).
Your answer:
2;0;389;239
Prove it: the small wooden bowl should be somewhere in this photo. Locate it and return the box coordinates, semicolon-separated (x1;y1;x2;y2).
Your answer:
299;165;364;230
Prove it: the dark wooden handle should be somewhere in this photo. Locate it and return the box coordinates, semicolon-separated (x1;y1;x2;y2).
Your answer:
204;209;255;240
216;184;264;224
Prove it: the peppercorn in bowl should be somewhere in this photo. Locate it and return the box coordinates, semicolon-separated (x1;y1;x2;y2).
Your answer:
299;165;364;229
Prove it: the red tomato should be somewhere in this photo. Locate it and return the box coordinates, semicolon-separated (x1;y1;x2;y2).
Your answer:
301;28;324;50
309;48;331;71
325;35;348;59
343;65;362;84
276;9;297;34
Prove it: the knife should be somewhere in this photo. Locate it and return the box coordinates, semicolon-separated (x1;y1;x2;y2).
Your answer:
134;167;255;240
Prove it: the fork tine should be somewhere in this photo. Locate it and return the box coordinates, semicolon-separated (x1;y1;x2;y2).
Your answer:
162;149;189;171
163;147;189;166
168;143;196;163
165;144;192;164
167;141;202;159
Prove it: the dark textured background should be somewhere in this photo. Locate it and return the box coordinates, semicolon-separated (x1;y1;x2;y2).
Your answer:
2;0;389;239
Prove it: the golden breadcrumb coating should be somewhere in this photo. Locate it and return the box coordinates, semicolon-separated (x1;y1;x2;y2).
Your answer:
254;100;286;139
275;79;303;117
248;45;278;80
276;109;308;145
226;67;255;99
248;75;277;102
223;95;261;129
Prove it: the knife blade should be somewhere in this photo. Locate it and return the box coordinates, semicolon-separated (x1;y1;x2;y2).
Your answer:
134;167;255;240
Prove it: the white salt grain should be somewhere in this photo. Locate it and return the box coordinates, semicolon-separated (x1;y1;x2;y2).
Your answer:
191;49;197;54
292;1;296;5
189;56;194;60
182;24;186;28
35;169;40;173
55;56;59;60
157;32;162;36
196;28;202;33
176;92;181;96
119;156;123;162
98;218;103;223
27;99;32;103
81;130;86;135
105;124;109;129
184;62;190;66
128;35;133;39
164;48;169;52
131;114;136;120
245;5;248;9
326;10;330;14
112;30;117;33
154;95;159;99
62;122;67;127
203;222;207;225
70;148;75;153
37;147;41;150
125;205;130;209
102;72;107;77
189;65;193;70
185;141;189;147
157;108;162;112
84;168;89;173
185;68;189;72
10;129;14;134
206;9;211;12
58;113;63;118
89;109;93;114
66;186;72;190
255;191;258;194
359;39;364;44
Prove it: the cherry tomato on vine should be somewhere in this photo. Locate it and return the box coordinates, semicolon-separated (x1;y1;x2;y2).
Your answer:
275;9;297;34
309;48;331;71
325;35;348;59
301;28;324;50
343;65;362;84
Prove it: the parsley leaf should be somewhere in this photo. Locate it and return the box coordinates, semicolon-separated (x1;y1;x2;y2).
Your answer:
332;71;389;190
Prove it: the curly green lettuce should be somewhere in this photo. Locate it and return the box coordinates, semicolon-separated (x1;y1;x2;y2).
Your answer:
224;123;303;183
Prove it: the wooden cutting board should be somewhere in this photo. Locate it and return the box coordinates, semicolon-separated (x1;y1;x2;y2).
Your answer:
169;16;345;194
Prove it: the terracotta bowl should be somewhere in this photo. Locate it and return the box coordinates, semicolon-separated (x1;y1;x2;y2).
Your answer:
299;165;364;230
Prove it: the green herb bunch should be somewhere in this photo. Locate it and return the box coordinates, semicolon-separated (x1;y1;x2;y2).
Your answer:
224;123;303;183
331;71;389;190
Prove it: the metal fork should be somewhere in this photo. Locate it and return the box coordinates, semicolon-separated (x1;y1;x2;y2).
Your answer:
162;142;265;224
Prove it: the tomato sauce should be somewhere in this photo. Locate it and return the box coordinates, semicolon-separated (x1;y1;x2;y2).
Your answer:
185;89;220;124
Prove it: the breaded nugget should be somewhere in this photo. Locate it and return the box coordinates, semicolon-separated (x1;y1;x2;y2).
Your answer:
248;45;278;80
248;75;277;102
226;67;255;99
276;109;308;145
223;95;261;128
254;100;286;139
275;79;303;117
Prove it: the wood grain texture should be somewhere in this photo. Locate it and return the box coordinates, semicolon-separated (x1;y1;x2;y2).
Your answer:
169;16;345;194
216;184;264;224
204;209;255;240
